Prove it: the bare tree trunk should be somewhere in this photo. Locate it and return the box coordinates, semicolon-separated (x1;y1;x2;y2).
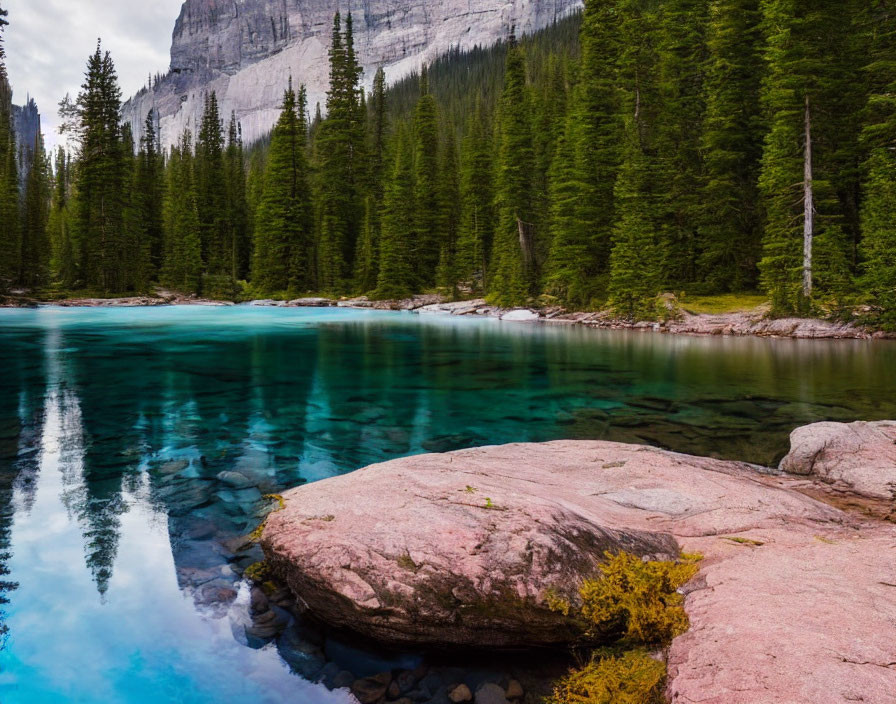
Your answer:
802;94;814;301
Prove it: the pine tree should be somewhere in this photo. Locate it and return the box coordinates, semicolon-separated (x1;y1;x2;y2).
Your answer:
119;122;148;290
252;80;314;294
858;1;896;328
71;42;129;292
436;128;461;294
413;67;443;286
48;148;75;287
698;0;765;291
455;99;495;293
608;0;664;317
135;110;164;278
18;133;50;287
375;127;416;299
353;67;388;292
859;151;896;329
316;12;365;291
758;0;859;313
196;91;230;289
162;131;202;293
0;4;19;290
654;0;710;287
489;34;538;305
608;124;663;320
546;0;623;306
225;113;250;282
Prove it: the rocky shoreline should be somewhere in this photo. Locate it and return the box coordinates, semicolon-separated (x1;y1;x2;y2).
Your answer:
258;421;896;704
2;291;893;340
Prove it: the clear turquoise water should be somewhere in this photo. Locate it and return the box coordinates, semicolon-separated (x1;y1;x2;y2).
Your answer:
1;306;895;703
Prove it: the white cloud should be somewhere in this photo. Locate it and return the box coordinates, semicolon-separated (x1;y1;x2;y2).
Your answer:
3;0;185;149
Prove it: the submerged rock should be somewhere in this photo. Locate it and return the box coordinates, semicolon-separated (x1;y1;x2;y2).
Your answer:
263;438;896;703
780;420;896;501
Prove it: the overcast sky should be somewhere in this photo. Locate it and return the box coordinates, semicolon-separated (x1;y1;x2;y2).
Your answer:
4;0;185;147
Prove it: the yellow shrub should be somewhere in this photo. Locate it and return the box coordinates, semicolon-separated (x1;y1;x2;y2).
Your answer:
579;551;698;646
548;649;666;704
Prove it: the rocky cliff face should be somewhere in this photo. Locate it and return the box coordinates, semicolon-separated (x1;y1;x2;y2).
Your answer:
123;0;582;147
12;97;40;177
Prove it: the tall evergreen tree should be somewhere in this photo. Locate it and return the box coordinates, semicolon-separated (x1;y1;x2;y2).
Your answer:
252;80;314;293
858;0;896;328
455;99;495;293
654;0;710;286
0;4;19;290
162;131;202;293
413;67;443;286
316;12;365;291
48;147;75;287
354;67;388;292
436;128;461;293
196;91;230;289
135;110;164;277
758;0;858;313
18;132;50;287
375;127;416;299
71;42;131;291
608;0;664;317
225;113;250;281
546;0;623;306
489;34;538;305
698;0;765;291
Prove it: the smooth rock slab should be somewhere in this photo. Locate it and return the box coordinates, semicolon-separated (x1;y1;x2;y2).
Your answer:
263;440;896;703
780;420;896;501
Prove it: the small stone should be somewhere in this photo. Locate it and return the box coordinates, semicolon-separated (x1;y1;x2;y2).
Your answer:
352;672;393;704
449;684;473;703
217;470;255;488
505;681;523;700
474;683;509;704
388;681;402;699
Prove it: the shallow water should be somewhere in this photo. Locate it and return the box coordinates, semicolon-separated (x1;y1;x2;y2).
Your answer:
1;306;895;703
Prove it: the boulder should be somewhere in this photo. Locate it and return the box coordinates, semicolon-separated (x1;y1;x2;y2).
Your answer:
780;420;896;500
263;439;896;703
351;672;392;704
474;683;509;704
261;441;833;650
500;309;540;322
448;684;473;703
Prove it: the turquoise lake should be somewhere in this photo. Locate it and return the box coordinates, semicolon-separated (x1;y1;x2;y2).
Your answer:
1;306;895;703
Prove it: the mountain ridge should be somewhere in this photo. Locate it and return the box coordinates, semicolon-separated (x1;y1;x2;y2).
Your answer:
122;0;583;148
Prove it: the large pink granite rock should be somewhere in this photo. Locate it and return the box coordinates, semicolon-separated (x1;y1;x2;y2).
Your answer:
780;420;896;502
262;440;896;703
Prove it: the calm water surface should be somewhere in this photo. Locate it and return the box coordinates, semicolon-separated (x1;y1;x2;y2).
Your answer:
1;306;895;703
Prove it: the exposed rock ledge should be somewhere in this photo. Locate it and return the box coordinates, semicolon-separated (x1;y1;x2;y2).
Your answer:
262;435;896;704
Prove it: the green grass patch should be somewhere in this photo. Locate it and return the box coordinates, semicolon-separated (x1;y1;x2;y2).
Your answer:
679;293;768;315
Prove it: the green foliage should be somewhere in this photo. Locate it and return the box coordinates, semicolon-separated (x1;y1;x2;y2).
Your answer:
578;551;698;646
252;81;314;294
162;131;203;293
698;0;764;292
859;150;896;330
244;561;272;583
758;0;861;314
374;127;416;300
12;7;896;326
18;133;50;286
548;648;666;704
489;36;538;306
546;0;622;308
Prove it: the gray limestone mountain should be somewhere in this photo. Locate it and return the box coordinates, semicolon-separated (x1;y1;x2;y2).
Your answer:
122;0;583;148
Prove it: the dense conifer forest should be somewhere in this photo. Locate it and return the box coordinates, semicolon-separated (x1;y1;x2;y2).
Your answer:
1;2;895;328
